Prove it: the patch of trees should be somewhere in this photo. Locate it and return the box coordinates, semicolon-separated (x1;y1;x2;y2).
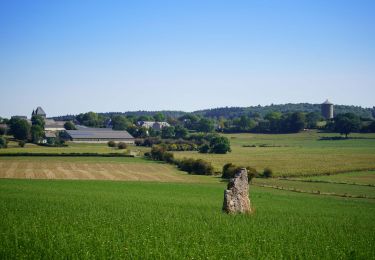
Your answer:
325;113;361;138
76;112;106;128
199;136;231;154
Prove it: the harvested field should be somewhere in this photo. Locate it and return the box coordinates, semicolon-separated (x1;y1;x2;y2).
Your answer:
0;157;215;183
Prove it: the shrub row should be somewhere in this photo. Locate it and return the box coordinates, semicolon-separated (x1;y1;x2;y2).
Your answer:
145;145;214;175
107;141;128;149
175;158;214;175
136;137;198;151
221;163;273;180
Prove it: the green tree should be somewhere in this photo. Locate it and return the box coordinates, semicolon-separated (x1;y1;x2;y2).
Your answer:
64;121;76;130
334;113;361;138
161;126;175;139
111;115;131;130
153;113;165;122
31;115;45;128
76;112;105;127
31;125;44;143
10;119;30;140
197;118;214;132
209;136;231;154
306;112;322;129
174;125;188;139
288;112;306;133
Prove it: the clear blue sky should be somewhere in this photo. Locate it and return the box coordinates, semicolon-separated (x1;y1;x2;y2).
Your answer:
0;0;374;118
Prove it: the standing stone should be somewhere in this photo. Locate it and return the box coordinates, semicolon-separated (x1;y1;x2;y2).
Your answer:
223;168;251;214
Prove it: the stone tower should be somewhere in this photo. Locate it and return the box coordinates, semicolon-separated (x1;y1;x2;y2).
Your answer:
321;100;334;119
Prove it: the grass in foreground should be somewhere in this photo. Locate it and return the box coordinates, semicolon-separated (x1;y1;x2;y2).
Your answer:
0;179;374;259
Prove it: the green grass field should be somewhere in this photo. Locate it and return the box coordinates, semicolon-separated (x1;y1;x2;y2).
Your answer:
174;131;375;176
1;179;374;259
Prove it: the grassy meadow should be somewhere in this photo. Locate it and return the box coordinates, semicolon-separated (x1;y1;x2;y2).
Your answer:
175;131;375;176
1;179;374;259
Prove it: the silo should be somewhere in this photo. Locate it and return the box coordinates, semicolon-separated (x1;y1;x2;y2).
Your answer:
321;100;334;119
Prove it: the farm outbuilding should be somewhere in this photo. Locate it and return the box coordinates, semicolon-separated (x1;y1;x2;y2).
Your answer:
65;128;135;143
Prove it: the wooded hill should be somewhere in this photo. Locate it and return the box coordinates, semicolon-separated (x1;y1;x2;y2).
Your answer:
53;103;374;121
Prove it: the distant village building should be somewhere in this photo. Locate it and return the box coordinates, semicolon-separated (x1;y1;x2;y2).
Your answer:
137;121;170;131
11;115;28;120
321;100;334;119
31;106;66;131
44;119;66;131
32;106;47;119
66;127;134;144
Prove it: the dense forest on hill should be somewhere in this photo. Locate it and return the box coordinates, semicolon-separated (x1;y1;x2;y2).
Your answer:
194;103;374;119
53;103;374;121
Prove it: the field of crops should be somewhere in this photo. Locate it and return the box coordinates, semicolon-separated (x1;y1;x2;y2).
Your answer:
0;157;215;183
0;141;149;155
0;179;374;259
174;131;375;176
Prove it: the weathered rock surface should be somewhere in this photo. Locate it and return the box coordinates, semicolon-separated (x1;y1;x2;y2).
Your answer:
223;168;251;214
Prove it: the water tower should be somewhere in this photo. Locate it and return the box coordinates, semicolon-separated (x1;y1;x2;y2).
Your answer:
321;100;334;119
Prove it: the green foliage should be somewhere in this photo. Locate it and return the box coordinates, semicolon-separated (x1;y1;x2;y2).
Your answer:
150;145;167;161
31;115;45;128
174;125;188;139
334;113;361;137
161;126;175;139
176;158;214;175
198;143;210;153
76;112;106;128
263;167;273;178
64;121;76;130
9;118;30;140
306;112;323;129
117;142;127;150
153;113;165;122
0;136;7;148
31;125;44;143
209;136;231;154
197;118;215;132
107;141;116;147
18;140;26;147
111;115;131;130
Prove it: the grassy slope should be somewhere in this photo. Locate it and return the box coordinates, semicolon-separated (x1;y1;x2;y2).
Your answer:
303;170;375;185
174;131;375;176
0;179;374;259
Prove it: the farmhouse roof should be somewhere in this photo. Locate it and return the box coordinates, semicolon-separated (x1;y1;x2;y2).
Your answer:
35;106;46;116
66;129;134;139
45;132;56;138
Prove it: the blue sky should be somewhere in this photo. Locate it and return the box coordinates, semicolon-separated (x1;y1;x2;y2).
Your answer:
0;0;374;118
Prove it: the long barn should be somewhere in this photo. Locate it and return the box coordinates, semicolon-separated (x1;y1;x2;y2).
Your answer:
66;128;134;143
